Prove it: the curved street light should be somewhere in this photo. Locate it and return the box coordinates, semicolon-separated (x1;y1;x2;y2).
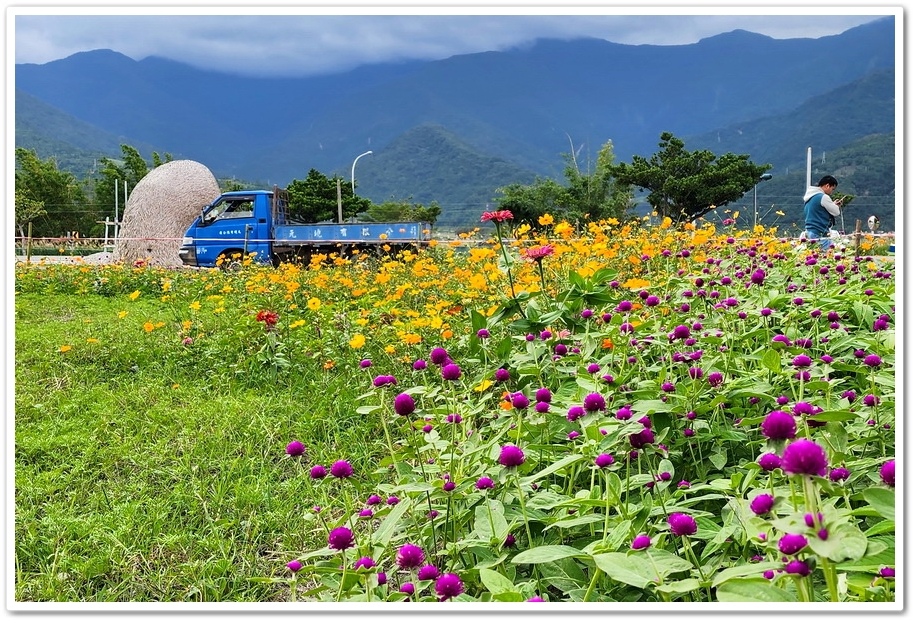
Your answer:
753;173;774;230
351;150;373;194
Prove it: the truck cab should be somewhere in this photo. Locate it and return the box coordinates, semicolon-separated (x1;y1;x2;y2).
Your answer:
179;189;284;268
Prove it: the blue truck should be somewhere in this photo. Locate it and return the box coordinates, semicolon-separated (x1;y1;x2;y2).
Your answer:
178;187;431;268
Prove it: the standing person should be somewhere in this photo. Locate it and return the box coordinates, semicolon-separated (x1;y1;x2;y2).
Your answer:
803;175;844;251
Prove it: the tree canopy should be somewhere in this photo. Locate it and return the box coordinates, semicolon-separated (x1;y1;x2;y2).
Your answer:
608;132;771;224
15;147;89;237
286;169;372;223
495;140;633;228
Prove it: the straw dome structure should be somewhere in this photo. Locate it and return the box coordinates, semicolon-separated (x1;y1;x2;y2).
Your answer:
114;160;220;266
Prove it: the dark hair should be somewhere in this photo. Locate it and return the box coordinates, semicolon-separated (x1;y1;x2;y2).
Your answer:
817;175;838;187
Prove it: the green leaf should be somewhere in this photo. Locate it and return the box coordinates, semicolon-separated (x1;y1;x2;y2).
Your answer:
473;500;509;543
520;454;583;486
371;498;410;546
801;409;856;422
512;545;589;565
807;522;869;562
761;348;781;374
655;578;701;595
630;399;671;415
712;562;775;587
544;514;605;531
479;568;518;595
862;486;895;521
592;552;657;589
716;578;795;601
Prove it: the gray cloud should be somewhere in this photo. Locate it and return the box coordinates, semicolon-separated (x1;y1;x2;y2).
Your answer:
13;12;887;78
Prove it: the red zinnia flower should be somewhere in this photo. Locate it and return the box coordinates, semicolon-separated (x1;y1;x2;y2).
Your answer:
481;210;513;223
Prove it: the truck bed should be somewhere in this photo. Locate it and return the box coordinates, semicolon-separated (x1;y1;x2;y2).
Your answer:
274;222;428;244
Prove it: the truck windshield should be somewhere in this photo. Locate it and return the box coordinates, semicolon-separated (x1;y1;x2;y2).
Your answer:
203;197;255;222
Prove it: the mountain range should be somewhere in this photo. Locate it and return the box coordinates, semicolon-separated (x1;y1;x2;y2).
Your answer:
14;16;896;229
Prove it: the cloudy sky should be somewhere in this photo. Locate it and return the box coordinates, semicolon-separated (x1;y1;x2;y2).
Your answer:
10;2;894;78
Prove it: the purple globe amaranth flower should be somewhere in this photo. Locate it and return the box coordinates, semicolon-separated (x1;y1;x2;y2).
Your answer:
750;493;775;516
760;410;797;441
617;300;633;312
429;347;449;365
328;526;355;550
287;559;303;573
879;567;895;578
750;268;767;285
863;354;883;367
631;534;652;550
417;564;440;581
535;387;552;403
567;431;580;440
441;363;462;380
477;328;490;338
670;324;691;340
511;392;530;409
498;444;526;467
359;358;372;368
864;393;880;407
583;392;606;412
615;406;633;420
435;573;465;600
329;459;354;478
688;367;704;380
781;439;828;477
309;464;327;479
373;374;397;387
791;354;812;368
758;453;782;471
353;556;376;571
358;508;373;518
708;371;724;387
366;494;382;505
494;367;510;382
880;460;895;487
399;582;415;595
527;595;546;602
785;560;811;577
396;543;426;569
475;476;495;490
595;453;615;468
285;440;306;457
442;481;456;492
778;533;808;555
829;466;850;482
413;359;427;370
386;495;400;505
629;427;655;449
566;405;586;422
504;533;517;547
668;513;698;537
393;393;416;416
535;401;550;413
661;381;676;392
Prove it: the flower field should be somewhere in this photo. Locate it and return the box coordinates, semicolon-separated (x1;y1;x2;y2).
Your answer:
13;216;897;606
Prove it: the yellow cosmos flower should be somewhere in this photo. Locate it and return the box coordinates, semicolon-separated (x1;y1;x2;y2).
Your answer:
289;319;306;329
128;290;141;301
384;345;396;355
59;344;72;353
349;334;366;349
538;213;554;226
143;321;155;332
86;338;99;344
402;333;422;345
189;301;201;311
307;297;322;311
181;320;193;332
474;379;494;393
118;310;128;319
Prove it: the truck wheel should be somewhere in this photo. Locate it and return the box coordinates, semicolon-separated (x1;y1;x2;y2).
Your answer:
217;252;243;271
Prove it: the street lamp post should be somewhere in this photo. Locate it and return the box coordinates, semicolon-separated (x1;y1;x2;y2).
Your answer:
753;173;773;230
351;150;373;194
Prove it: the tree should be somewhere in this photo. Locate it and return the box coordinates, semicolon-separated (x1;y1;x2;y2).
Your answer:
92;145;172;223
495;140;633;228
365;199;441;225
15;148;89;237
609;132;771;224
286;169;371;222
14;189;46;240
